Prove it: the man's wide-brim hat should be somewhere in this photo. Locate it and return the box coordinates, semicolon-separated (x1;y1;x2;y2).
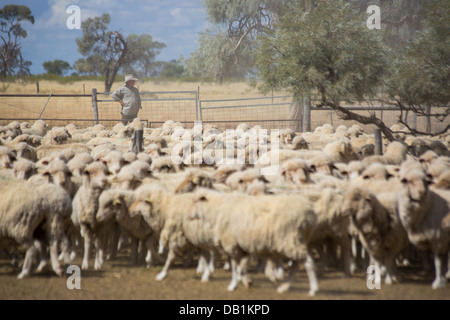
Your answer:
125;74;138;83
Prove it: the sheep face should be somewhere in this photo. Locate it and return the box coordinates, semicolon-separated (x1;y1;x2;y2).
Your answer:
97;191;125;223
342;187;382;250
400;170;429;204
175;175;213;194
0;153;14;169
83;162;108;190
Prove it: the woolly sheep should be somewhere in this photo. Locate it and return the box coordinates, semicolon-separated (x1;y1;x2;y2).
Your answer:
342;185;410;284
302;188;354;277
67;152;94;177
102;150;128;176
41;127;72;145
21;119;48;137
71;161;109;270
398;168;450;289
36;143;91;160
13;157;37;180
0;146;15;169
96;188;158;266
0;180;72;278
129;185;197;278
362;141;408;167
187;189;319;295
225;168;267;193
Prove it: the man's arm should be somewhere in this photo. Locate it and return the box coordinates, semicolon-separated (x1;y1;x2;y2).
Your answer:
111;88;125;107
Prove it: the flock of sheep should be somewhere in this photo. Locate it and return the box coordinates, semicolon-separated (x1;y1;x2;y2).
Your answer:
0;118;449;296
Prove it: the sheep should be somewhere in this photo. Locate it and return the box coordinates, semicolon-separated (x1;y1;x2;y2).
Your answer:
67;152;94;177
102;150;128;176
225;168;268;193
13;142;37;162
91;143;116;161
96;188;159;267
0;180;72;278
71;161;109;270
362;141;408;167
41;127;72;145
13;157;37;180
36;143;91;160
0;146;16;169
211;163;246;184
173;168;214;194
397;168;450;289
150;156;182;174
7;134;42;148
342;185;410;285
21;119;48;137
129;185;197;277
302;188;354;275
279;158;313;186
187;189;319;295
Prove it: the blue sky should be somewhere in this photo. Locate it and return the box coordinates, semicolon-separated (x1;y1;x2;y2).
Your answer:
7;0;210;74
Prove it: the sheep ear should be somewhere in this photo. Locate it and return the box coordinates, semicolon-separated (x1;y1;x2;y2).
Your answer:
309;165;316;173
401;178;408;185
113;198;121;206
192;176;200;185
145;197;152;204
386;173;394;180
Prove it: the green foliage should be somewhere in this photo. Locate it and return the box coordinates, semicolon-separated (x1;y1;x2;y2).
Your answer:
43;59;71;76
255;0;390;104
187;0;287;82
388;0;450;108
121;34;166;78
158;59;186;78
0;4;34;77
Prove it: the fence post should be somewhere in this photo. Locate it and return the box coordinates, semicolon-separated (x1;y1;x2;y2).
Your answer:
92;88;99;125
36;81;39;95
374;128;383;155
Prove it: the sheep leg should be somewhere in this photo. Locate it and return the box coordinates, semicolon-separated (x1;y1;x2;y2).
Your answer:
94;233;105;271
81;226;92;270
144;235;163;267
239;255;251;288
17;241;37;279
200;251;212;282
208;250;216;274
130;237;139;265
445;253;450;280
383;253;397;285
59;235;71;265
49;238;63;277
277;260;299;294
264;259;277;283
432;252;448;289
34;240;48;273
227;258;240;291
156;248;176;281
106;223;120;260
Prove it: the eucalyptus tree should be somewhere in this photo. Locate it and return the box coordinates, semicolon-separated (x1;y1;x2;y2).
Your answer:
0;4;34;78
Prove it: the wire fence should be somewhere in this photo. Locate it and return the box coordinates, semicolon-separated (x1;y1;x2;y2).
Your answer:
0;90;447;134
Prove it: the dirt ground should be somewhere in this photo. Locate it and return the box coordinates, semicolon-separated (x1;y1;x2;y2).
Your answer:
0;248;449;301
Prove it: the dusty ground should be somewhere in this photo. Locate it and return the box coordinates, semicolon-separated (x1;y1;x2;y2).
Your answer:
0;249;449;301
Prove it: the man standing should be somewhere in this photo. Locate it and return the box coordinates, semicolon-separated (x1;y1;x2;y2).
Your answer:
111;74;142;125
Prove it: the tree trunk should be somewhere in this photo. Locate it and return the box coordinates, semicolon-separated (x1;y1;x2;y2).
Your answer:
302;95;311;133
288;94;303;132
